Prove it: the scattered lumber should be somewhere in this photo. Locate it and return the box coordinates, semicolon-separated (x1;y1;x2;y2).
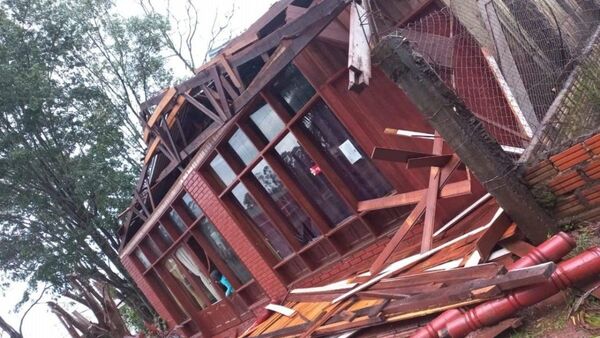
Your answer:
244;204;585;338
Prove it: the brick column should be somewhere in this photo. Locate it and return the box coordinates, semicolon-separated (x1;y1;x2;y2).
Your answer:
183;171;288;301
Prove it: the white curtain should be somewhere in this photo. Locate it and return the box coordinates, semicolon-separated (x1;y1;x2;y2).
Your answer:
175;248;223;302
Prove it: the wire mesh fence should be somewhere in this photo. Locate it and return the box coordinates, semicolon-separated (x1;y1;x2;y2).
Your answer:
369;0;600;163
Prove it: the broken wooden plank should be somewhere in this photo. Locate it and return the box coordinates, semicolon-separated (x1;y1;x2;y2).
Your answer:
336;214;501;304
299;299;354;338
501;238;536;258
421;132;444;252
371;263;504;290
348;0;371;90
147;87;176;128
476;213;513;261
359;283;443;299
471;285;502;299
357;179;472;212
182;93;223;123
369;155;463;275
367;263;555;317
144;138;161;165
371;147;433;162
383;128;435;139
406;154;453;169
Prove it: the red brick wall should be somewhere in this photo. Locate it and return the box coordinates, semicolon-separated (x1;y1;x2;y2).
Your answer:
524;133;600;223
122;256;179;328
294;225;421;288
183;170;288;301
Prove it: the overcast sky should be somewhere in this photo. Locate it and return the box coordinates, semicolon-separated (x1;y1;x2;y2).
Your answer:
0;1;276;337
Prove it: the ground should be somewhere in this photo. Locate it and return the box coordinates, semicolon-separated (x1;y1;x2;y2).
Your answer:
503;223;600;338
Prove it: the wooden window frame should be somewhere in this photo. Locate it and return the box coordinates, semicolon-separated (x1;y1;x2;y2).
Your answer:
198;64;398;284
130;192;265;331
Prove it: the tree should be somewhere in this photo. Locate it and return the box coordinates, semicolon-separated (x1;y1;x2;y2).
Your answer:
0;285;48;338
0;0;172;327
138;0;235;74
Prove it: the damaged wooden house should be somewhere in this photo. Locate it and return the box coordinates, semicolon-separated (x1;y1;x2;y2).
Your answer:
117;0;600;337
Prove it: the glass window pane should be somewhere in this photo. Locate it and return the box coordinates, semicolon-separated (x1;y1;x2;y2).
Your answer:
157;224;173;246
252;160;321;245
165;257;207;309
301;100;394;200
228;129;259;165
250;104;285;141
135;249;151;269
274;133;352;224
169;209;187;234
182;193;203;219
145;238;162;257
231;183;293;259
209;153;236;187
197;218;252;285
271;64;315;114
175;248;221;304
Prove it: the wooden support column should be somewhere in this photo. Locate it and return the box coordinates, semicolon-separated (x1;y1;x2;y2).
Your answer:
373;36;556;244
421;132;443;252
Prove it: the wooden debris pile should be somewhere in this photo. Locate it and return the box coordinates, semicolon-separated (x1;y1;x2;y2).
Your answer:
240;195;566;337
241;129;600;338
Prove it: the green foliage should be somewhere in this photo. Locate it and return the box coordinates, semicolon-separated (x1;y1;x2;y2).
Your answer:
530;184;557;211
0;0;173;322
119;303;146;333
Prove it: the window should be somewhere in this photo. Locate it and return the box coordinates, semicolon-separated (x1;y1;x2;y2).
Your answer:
197;217;252;284
145;238;162;258
165;257;208;309
135;249;151;269
252;160;321;244
274;133;352;224
250;104;285;141
182;193;203;219
209;154;236;187
175;248;222;304
157;224;173;245
228;129;259;165
301;100;394;200
169;209;187;234
231;183;293;259
271;64;315;114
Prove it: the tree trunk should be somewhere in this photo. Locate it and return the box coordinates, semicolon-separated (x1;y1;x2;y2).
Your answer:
0;316;22;338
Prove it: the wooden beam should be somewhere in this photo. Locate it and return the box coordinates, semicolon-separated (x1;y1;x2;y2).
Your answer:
147;87;176;128
233;2;349;112
371;263;504;290
357;179;472;212
219;55;244;90
299;299;354;338
165;94;187;128
369;155;463;274
348;0;371;90
201;84;227;121
406;154;452;169
475;213;514;261
371;147;434;162
210;65;231;117
374;36;557;243
144;138;160;165
358;283;442;299
421;132;444;252
228;0;350;68
182;92;223;123
372;263;555;316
